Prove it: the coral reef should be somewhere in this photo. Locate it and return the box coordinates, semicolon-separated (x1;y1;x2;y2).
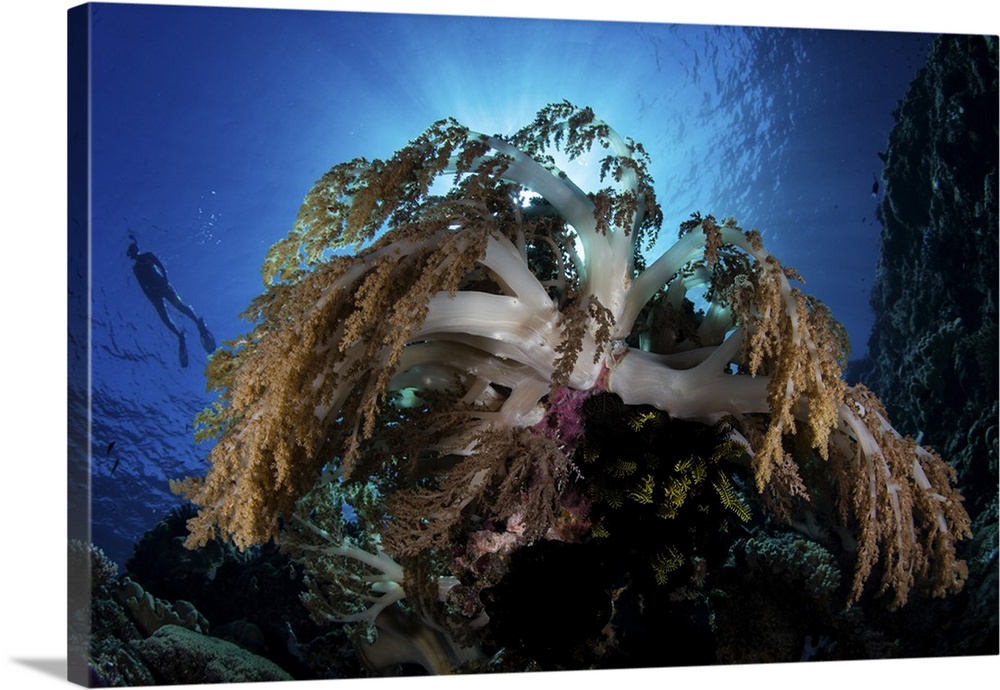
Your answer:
133;625;293;684
712;531;843;664
77;530;362;685
123;505;229;600
170;101;974;672
113;577;209;637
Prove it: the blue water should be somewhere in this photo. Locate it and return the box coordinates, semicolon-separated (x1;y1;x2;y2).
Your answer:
75;3;934;567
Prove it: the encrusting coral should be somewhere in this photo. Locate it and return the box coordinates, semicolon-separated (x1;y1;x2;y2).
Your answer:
172;101;971;648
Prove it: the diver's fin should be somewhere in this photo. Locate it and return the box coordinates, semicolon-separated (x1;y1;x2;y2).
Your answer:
198;318;216;353
179;332;189;368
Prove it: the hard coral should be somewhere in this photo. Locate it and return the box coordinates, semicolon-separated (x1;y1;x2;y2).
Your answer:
173;101;970;627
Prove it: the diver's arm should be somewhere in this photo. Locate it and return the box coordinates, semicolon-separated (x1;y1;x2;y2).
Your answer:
148;254;168;280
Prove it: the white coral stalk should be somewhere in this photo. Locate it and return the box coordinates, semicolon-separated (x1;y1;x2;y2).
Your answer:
290;517;406;624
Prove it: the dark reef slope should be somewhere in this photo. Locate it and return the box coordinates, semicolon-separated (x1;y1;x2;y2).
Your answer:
856;34;998;516
852;33;998;654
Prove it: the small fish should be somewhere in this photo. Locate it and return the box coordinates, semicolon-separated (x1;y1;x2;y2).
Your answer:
105;441;116;457
111;457;121;475
871;175;880;198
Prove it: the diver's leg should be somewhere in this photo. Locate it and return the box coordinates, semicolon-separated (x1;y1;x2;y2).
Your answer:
166;289;216;352
165;290;199;323
154;299;187;367
153;300;181;336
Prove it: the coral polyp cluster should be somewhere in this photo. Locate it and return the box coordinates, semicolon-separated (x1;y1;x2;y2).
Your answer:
172;101;971;668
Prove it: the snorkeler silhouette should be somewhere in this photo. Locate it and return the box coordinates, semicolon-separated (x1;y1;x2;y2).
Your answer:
127;233;216;367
